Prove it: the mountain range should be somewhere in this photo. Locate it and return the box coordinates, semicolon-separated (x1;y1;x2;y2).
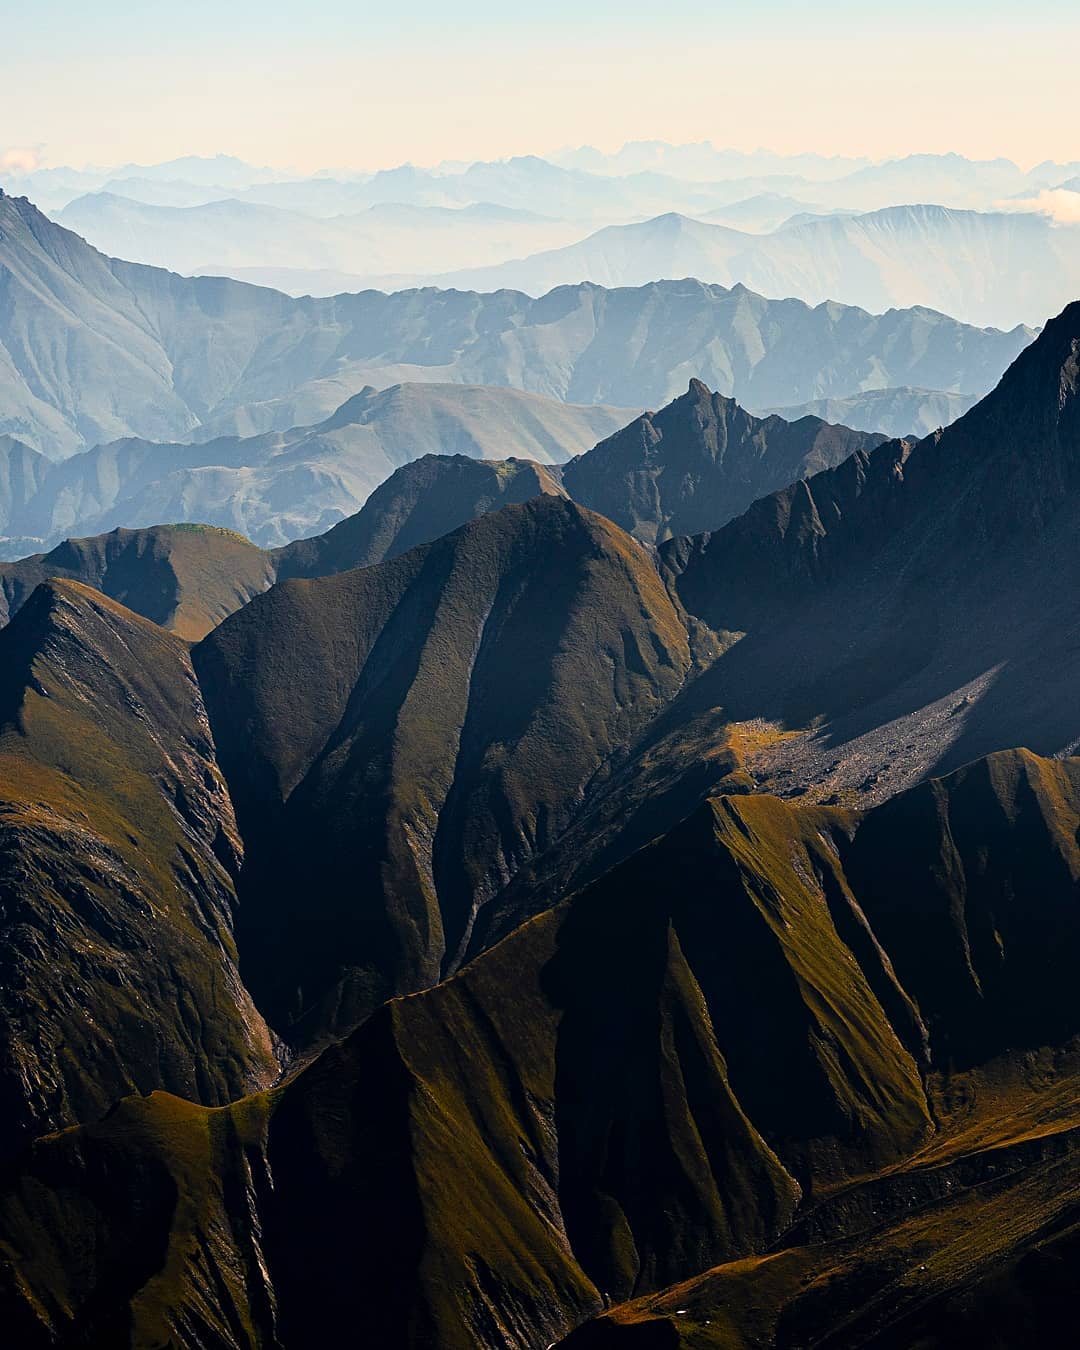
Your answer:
56;193;586;278
8;146;1080;218
409;206;1080;329
0;382;632;554
3;149;1080;1348
0;295;1077;1346
0;387;885;629
52;192;1080;329
0;192;1031;460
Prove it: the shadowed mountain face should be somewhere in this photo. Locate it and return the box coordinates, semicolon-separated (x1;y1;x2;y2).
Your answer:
2;749;1080;1348
195;495;695;1037
0;524;274;640
0;581;278;1159
657;300;1080;805
0;194;1031;457
563;380;886;542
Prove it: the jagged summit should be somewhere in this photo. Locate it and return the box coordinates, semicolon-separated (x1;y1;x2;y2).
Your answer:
661;297;1080;802
563;380;885;541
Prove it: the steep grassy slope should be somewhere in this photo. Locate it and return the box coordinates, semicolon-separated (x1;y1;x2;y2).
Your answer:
563;379;885;542
0;525;274;640
2;750;1078;1347
275;453;566;576
0;194;1031;455
195;496;695;1038
560;1118;1080;1349
0;581;277;1159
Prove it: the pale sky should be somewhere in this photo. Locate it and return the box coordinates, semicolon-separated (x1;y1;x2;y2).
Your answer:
3;0;1078;172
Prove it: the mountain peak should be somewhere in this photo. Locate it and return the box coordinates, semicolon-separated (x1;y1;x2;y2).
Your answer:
563;384;884;543
1;523;273;639
196;490;691;1036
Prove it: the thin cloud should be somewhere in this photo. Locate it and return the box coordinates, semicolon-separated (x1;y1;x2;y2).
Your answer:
997;188;1080;225
0;147;40;174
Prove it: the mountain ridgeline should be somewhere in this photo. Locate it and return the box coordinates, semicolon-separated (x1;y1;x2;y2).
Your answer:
2;747;1080;1347
0;382;633;555
0;201;1079;1349
0;389;889;636
563;379;886;542
0;192;1031;458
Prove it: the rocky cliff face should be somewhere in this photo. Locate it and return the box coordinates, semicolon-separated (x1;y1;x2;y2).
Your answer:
0;580;278;1157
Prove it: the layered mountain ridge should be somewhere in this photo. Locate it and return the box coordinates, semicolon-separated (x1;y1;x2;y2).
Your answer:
0;389;888;637
0;380;631;555
0;193;1031;458
413;205;1080;329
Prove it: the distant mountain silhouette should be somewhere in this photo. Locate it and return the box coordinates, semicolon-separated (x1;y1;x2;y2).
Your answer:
420;205;1079;328
764;385;980;438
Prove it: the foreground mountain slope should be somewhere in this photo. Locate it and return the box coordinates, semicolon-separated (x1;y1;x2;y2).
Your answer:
194;496;695;1038
3;749;1080;1347
0;524;274;640
563;379;886;541
0;195;1031;455
3;381;629;552
0;581;277;1159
